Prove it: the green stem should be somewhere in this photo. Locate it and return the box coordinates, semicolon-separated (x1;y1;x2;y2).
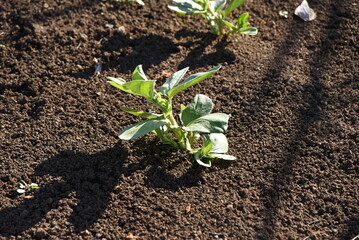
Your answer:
168;113;186;150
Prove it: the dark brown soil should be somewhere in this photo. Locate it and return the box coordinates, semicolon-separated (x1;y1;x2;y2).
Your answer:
0;0;358;239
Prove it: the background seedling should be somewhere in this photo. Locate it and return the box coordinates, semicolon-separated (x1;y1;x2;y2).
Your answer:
108;65;236;167
17;180;39;194
168;0;257;36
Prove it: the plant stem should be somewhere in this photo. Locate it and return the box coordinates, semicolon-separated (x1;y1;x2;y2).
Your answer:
168;113;187;150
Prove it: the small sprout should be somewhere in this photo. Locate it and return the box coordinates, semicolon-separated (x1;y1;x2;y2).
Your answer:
108;65;236;167
168;0;257;36
17;180;39;194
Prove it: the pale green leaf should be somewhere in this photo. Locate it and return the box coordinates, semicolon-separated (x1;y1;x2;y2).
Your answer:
210;153;237;160
167;65;221;98
209;133;228;153
209;0;226;12
223;0;247;17
110;80;155;100
159;67;189;95
180;94;213;126
240;27;258;35
168;0;205;14
118;119;169;140
183;113;229;133
132;65;148;81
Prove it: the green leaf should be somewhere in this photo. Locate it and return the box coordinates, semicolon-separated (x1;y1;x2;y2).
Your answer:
107;77;126;85
159;67;189;96
132;65;148;81
210;153;237;160
240;27;258;35
109;79;156;100
237;12;249;28
118;119;169;140
183;113;229;133
167;65;221;99
202;134;213;156
223;20;236;29
223;0;247;17
180;94;213;126
168;0;205;14
209;0;226;12
208;133;228;153
120;107;161;119
194;152;212;167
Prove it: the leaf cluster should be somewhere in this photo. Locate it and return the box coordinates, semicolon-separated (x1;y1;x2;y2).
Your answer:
168;0;257;36
108;65;236;167
17;180;39;194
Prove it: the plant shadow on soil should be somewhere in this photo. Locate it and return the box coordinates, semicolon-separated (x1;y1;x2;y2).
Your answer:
129;137;211;191
174;28;236;69
75;29;235;78
0;139;210;236
0;144;128;236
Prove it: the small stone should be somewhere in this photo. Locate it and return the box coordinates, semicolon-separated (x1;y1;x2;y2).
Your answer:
226;204;234;210
118;26;126;34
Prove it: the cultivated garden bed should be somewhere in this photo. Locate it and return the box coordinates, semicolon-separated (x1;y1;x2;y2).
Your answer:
0;0;357;239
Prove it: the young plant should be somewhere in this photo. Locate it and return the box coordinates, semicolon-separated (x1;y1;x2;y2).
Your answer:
168;0;257;36
16;180;39;194
108;65;236;167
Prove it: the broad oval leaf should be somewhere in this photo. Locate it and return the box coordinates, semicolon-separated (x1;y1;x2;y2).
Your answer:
108;77;126;86
132;65;148;81
118;119;169;140
183;113;229;133
209;133;228;153
210;153;237;160
180;94;213;126
168;0;205;14
167;65;221;99
110;80;156;100
223;0;247;17
240;27;258;35
120;107;161;119
159;67;189;96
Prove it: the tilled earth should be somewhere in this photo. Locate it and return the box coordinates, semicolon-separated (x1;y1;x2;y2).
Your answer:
0;0;358;239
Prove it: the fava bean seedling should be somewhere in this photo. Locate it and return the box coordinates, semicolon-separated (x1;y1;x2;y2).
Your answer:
108;65;236;167
169;0;257;36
